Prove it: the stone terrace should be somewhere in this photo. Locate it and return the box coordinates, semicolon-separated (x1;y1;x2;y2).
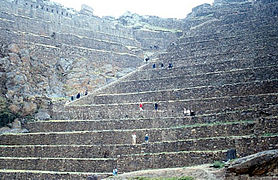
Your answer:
0;0;278;179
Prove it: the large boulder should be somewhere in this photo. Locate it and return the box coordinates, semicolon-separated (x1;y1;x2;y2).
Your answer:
227;149;278;176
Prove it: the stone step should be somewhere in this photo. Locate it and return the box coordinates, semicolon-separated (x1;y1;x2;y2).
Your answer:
26;103;277;132
179;17;278;44
117;150;225;172
186;11;278;37
0;169;110;180
101;65;278;94
0;157;116;173
162;36;278;61
158;46;277;70
93;79;277;107
128;53;278;81
1;117;278;145
170;35;278;58
173;28;278;54
56;93;278;120
0;150;226;174
0;135;276;159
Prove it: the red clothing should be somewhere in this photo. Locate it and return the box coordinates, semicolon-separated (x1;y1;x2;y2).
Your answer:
139;104;143;108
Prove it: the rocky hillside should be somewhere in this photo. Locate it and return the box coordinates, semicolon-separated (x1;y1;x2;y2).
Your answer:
0;0;184;124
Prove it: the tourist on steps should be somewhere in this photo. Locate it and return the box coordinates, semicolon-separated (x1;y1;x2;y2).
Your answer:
132;132;137;145
145;57;150;62
113;168;118;176
152;64;156;68
139;103;143;111
76;93;81;99
145;134;149;143
168;63;173;69
154;103;158;111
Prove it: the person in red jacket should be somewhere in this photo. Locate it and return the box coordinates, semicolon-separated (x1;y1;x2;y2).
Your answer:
139;103;143;111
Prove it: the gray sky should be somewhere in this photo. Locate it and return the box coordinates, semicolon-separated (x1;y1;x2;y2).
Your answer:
52;0;214;19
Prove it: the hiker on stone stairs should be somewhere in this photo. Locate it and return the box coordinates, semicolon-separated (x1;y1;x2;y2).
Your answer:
154;103;158;111
168;63;173;69
145;134;149;143
152;64;156;68
139;103;143;111
76;93;81;99
145;57;149;63
132;132;137;145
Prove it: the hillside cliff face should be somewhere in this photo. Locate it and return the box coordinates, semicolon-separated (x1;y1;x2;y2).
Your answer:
0;0;184;118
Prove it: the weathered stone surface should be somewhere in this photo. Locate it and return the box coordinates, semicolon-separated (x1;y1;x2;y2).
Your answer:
12;118;21;129
34;109;51;121
7;44;20;54
227;150;278;175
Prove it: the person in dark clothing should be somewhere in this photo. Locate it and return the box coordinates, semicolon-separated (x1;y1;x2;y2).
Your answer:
145;134;149;143
76;93;80;99
168;63;173;69
152;64;156;68
71;96;74;101
145;57;150;62
154;103;158;110
161;63;164;68
85;90;88;96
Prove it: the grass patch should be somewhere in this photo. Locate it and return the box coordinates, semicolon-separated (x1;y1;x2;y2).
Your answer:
262;133;278;137
212;161;225;169
131;176;194;180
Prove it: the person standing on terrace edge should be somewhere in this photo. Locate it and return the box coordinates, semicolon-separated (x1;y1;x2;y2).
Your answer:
132;132;137;145
139;103;143;111
154;103;158;111
145;134;149;143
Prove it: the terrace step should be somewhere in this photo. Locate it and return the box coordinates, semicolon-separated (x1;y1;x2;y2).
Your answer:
162;37;278;60
127;54;278;81
25;103;278;133
56;93;278;120
0;169;110;180
2;117;278;146
0;135;277;159
0;157;116;173
93;80;278;105
100;65;278;94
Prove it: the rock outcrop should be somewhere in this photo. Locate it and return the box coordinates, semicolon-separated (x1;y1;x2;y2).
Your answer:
227;150;278;176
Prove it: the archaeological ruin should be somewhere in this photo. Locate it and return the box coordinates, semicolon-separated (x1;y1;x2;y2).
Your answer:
0;0;277;179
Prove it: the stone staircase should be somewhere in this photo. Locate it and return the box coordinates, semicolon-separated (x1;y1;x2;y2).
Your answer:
1;0;278;179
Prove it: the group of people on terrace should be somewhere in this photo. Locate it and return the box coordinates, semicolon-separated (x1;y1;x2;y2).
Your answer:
70;90;88;101
144;57;173;69
132;132;149;145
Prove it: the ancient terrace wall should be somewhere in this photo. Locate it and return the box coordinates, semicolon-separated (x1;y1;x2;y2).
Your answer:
0;0;183;118
0;0;183;97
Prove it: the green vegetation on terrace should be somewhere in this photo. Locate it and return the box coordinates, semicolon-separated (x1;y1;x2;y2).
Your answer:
0;96;18;128
262;133;278;137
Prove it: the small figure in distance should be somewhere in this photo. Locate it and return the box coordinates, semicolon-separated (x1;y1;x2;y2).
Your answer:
161;63;164;68
112;168;118;176
132;132;137;145
76;93;81;99
145;57;150;62
168;63;173;69
145;134;149;143
139;103;143;111
71;96;74;101
184;108;190;116
152;64;156;68
184;108;195;116
85;90;88;96
154;103;158;111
